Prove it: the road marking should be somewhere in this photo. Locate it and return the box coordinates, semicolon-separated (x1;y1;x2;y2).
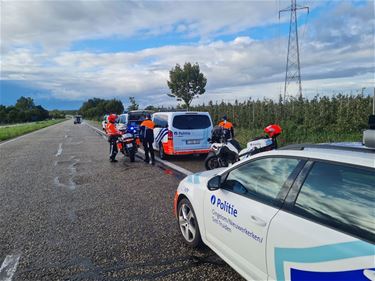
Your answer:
0;254;21;281
84;122;193;176
0;121;68;147
55;143;63;156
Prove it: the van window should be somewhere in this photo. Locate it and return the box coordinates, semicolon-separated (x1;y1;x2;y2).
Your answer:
154;114;168;128
172;115;211;130
128;113;144;122
293;162;375;243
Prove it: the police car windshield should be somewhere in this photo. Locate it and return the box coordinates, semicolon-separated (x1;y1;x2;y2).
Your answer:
118;115;127;123
173;115;211;130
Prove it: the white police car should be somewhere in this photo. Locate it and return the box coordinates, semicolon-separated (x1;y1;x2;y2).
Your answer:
174;132;375;280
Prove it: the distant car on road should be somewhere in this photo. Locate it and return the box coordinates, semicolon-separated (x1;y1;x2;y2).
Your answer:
174;132;375;280
73;115;82;124
152;111;213;159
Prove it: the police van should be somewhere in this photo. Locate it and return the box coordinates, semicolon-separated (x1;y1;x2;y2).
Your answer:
152;112;213;159
174;119;375;280
117;111;153;131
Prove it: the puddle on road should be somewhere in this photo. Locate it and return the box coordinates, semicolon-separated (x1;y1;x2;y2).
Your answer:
159;166;186;180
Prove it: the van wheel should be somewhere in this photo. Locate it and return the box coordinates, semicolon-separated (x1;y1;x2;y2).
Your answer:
159;143;167;160
177;198;202;248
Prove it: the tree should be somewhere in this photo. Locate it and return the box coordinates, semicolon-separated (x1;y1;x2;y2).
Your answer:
49;110;66;119
144;105;156;111
15;96;35;110
0;105;6;123
105;99;124;114
78;98;124;120
167;62;207;109
128;97;139;111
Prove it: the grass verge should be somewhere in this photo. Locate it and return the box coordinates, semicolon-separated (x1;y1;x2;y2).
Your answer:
0;119;66;141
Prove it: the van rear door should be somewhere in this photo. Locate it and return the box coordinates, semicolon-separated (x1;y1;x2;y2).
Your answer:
171;114;212;152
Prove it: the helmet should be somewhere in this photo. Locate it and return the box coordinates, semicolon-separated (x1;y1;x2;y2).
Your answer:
222;115;227;121
146;113;152;119
211;126;224;142
264;124;282;138
108;114;117;123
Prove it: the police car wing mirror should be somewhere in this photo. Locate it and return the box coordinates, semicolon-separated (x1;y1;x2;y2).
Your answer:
207;175;221;191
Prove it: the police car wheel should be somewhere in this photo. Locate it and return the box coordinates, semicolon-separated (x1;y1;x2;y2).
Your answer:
159;143;167;160
177;198;202;248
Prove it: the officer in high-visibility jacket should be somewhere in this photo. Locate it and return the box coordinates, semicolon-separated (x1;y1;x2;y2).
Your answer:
218;115;234;139
140;114;155;165
106;114;121;162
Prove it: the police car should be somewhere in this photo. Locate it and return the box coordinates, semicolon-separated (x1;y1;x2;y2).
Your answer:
152;111;213;159
102;114;109;131
174;126;375;280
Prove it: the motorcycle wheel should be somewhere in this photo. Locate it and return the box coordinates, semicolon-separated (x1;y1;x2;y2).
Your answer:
205;153;221;170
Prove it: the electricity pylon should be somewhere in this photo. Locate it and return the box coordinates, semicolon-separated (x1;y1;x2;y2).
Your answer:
279;0;309;101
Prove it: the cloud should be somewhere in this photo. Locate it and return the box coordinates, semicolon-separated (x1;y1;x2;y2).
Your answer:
0;0;374;108
1;0;291;51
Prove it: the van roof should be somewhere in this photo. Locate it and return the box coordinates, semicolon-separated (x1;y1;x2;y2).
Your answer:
129;110;153;114
154;111;210;115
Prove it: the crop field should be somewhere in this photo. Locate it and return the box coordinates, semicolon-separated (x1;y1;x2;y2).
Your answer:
0;119;66;141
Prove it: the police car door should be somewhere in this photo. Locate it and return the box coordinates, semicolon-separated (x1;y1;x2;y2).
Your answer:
204;156;301;280
266;161;375;281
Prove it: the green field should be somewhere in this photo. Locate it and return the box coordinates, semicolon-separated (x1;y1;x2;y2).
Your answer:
0;119;67;141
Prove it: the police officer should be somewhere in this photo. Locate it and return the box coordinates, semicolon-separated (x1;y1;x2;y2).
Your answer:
218;115;234;139
106;114;121;162
140;113;155;165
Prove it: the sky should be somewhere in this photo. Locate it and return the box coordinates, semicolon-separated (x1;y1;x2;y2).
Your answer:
0;0;374;110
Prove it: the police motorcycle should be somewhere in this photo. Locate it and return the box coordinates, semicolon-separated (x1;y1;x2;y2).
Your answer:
116;125;138;162
204;124;282;170
204;126;241;170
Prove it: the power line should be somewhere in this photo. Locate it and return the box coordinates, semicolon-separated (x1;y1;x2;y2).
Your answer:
279;0;309;101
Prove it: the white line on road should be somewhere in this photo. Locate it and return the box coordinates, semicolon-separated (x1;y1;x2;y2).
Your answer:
0;254;21;281
55;143;63;157
84;122;193;176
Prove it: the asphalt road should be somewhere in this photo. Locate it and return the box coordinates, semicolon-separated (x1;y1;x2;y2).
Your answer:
0;120;243;280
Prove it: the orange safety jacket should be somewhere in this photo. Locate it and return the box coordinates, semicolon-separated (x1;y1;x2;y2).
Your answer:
218;121;233;130
140;119;155;130
106;122;121;136
140;119;155;141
